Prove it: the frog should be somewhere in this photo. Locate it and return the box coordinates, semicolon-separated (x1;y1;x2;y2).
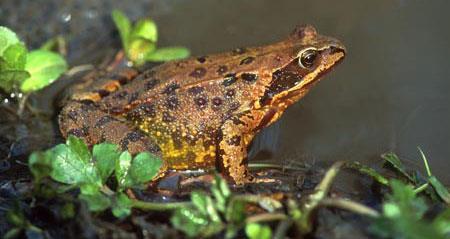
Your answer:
58;25;345;185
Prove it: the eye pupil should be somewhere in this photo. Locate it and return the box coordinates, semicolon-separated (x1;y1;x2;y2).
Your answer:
299;49;318;68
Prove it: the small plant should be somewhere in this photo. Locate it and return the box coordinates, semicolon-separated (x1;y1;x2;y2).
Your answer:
111;9;190;66
29;135;163;218
20;138;450;238
370;180;450;239
0;26;67;94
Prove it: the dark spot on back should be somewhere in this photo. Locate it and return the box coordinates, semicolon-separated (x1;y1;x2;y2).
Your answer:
162;83;180;95
212;97;223;108
188;86;204;95
240;56;255;65
166;96;179;110
96;89;110;97
195;97;208;109
162;112;175;122
227;135;241;146
110;74;129;85
120;131;144;150
197;56;206;63
138;102;156;117
222;73;237;87
145;79;159;90
67;128;87;138
225;89;235;98
241;73;258;82
94;115;114;128
189;67;207;78
126;131;143;142
67;110;78;121
217;65;228;75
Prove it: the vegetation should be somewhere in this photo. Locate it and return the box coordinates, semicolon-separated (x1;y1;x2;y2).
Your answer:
111;9;190;66
3;135;449;238
0;26;67;94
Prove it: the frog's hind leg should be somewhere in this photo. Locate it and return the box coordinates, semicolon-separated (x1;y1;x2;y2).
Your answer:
59;100;162;157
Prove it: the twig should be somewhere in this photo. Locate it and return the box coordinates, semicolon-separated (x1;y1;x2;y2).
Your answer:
245;213;287;224
319;198;380;218
131;200;191;211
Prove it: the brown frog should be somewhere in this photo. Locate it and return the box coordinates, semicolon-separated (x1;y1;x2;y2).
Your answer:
59;25;345;184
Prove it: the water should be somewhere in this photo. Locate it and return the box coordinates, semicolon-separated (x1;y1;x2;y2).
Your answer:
1;0;449;182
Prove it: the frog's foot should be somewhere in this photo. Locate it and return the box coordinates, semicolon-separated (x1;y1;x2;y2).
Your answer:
59;101;161;156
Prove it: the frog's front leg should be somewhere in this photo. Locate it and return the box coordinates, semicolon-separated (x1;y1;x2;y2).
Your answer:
218;107;279;185
59;100;162;157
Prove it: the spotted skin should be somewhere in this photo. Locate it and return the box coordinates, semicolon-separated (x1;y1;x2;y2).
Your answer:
59;25;346;184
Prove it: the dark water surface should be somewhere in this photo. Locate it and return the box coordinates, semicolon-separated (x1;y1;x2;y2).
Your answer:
1;0;449;182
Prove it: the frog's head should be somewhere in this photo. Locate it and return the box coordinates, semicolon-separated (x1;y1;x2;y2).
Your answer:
258;25;346;109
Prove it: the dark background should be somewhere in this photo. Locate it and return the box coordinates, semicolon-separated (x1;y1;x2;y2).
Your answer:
1;0;449;182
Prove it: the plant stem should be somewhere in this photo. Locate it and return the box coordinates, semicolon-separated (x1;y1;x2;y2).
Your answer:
319;198;380;218
418;147;432;176
414;183;429;194
132;200;191;211
248;163;306;171
245;213;287;224
17;93;29;117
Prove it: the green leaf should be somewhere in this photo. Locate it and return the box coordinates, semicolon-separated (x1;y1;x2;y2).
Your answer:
211;174;231;213
112;192;132;218
225;199;246;224
93;143;121;183
127;37;156;66
1;43;27;70
428;176;450;205
346;161;389;186
369;180;446;239
191;191;210;216
0;67;30;92
171;206;224;237
432;208;450;235
3;228;22;239
49;139;101;189
66;135;91;163
0;43;29;92
111;10;132;52
79;192;112;212
28;151;53;181
145;47;190;62
245;223;272;239
116;151;132;189
128;152;162;185
382;153;415;182
171;207;209;237
21;49;67;92
130;18;158;43
0;26;21;55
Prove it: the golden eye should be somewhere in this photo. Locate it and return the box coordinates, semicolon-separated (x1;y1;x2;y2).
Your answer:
298;48;318;69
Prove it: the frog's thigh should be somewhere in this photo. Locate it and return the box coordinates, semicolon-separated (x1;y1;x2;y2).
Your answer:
59;101;161;156
218;110;270;184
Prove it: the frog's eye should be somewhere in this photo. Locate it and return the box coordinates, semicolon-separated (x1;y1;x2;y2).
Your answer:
298;48;318;69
